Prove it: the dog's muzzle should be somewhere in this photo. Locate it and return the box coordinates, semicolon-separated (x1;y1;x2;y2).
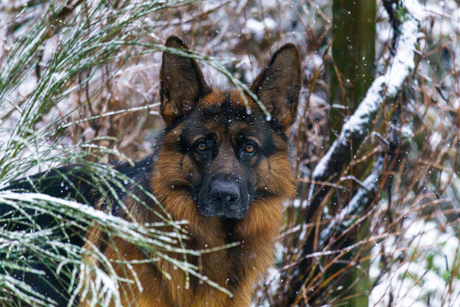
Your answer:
197;176;250;219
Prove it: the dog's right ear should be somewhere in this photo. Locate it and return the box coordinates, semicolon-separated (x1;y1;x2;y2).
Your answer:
160;36;211;125
250;44;301;132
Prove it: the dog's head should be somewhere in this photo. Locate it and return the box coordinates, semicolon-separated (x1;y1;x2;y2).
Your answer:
156;36;301;220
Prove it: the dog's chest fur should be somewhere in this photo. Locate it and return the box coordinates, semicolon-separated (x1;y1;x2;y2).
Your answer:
90;178;284;307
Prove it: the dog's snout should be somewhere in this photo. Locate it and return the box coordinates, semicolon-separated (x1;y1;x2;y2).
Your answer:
210;180;240;204
198;175;250;219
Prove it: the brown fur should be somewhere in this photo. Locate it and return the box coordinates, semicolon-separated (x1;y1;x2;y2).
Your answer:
81;36;301;307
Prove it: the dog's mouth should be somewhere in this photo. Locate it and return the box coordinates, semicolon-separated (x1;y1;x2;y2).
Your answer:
197;198;250;219
193;178;253;219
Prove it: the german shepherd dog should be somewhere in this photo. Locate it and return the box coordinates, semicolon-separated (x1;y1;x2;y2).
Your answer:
2;36;301;307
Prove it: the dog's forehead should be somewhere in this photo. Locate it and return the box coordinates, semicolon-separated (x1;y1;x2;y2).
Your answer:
197;89;258;115
177;89;270;142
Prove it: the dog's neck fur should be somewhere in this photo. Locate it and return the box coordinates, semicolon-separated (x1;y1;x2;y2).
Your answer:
147;169;286;307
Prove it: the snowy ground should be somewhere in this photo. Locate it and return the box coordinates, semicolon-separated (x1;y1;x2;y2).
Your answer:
370;218;460;307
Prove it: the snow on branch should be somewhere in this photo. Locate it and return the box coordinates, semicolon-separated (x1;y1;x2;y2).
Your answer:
306;0;423;207
286;2;424;302
319;155;384;246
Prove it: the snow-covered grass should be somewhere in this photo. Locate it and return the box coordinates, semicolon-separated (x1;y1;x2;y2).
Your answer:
370;218;460;307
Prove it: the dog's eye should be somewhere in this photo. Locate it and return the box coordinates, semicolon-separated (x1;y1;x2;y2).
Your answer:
244;143;256;154
197;141;207;151
196;139;214;153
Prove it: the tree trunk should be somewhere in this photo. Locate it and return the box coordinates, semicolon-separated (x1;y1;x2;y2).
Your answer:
330;0;376;143
329;1;376;306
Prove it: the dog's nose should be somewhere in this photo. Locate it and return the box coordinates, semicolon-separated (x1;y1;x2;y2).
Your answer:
210;180;240;204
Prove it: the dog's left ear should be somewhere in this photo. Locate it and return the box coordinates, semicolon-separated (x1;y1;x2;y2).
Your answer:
250;44;302;131
160;36;211;125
